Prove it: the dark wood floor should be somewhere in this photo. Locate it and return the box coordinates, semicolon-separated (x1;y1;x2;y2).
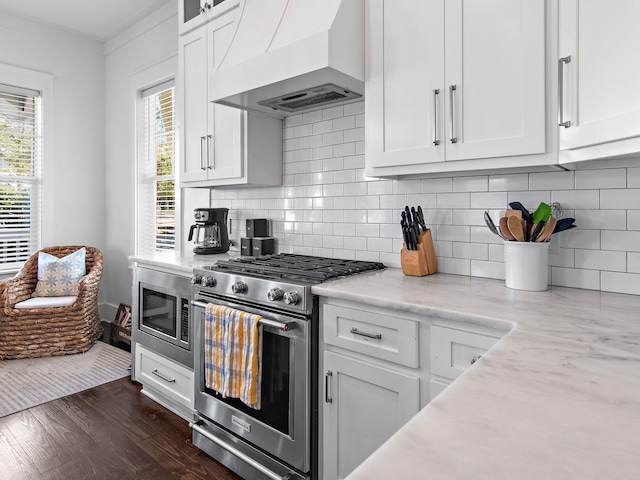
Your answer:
0;375;242;480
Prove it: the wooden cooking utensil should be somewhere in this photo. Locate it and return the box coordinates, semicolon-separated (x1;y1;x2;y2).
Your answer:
499;217;515;240
507;215;525;242
505;209;523;219
536;215;557;242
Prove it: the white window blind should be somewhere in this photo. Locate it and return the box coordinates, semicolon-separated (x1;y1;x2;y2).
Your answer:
136;80;176;254
0;83;41;272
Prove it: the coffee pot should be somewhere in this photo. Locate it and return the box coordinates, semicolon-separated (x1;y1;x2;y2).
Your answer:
188;208;230;255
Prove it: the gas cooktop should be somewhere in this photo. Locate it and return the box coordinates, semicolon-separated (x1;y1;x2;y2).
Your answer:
209;253;386;284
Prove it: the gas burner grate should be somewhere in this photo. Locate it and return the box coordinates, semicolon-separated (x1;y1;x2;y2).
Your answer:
213;254;385;283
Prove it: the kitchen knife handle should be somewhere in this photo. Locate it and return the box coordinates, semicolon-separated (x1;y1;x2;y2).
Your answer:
325;371;333;403
200;136;207;170
558;56;572;128
449;85;458;143
433;89;440;146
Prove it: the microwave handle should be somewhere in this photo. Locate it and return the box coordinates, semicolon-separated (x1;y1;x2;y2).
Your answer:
192;300;296;331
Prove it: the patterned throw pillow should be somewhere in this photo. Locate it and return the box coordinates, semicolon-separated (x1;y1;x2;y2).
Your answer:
34;248;86;297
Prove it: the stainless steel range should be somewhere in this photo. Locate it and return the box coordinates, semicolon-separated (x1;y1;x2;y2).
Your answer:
190;254;385;480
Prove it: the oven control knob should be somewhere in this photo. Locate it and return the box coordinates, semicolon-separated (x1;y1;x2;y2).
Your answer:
267;288;284;301
231;281;248;294
283;291;300;305
191;274;202;285
202;276;216;287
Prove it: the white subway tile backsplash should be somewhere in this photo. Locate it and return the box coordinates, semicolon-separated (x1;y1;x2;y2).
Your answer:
575;249;627;272
470;192;508;209
211;100;640;296
436;225;470;242
302;110;323;124
601;272;640;295
422;177;453;193
529;171;574;190
471;260;505;280
552;267;600;290
628;253;640;273
601;230;640;252
551;190;600;209
438;257;471;276
489;174;529;192
507;191;551;209
629;211;640;230
600;189;640;209
453;242;488;260
558;228;600;250
575;169;626;189
574;210;626;230
437;193;470;209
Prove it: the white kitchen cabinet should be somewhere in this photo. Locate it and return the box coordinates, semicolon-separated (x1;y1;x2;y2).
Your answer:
323;351;420;480
366;0;550;176
558;0;640;162
178;0;239;35
177;7;282;188
134;344;195;421
429;321;504;401
321;300;421;480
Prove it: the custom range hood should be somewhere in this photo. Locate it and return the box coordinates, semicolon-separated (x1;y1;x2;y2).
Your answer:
210;0;364;117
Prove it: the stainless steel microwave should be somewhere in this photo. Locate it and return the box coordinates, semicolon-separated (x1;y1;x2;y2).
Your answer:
132;266;193;368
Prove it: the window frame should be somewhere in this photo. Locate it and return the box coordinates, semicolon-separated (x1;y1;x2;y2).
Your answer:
0;63;53;275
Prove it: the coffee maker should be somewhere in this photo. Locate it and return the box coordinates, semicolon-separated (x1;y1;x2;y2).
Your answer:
188;208;230;255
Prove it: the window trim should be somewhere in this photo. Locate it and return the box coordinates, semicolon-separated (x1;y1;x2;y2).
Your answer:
0;63;53;274
131;55;179;256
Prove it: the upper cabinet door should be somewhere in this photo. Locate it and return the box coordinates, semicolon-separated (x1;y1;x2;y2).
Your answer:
559;0;640;154
367;0;445;168
179;0;208;34
444;0;546;162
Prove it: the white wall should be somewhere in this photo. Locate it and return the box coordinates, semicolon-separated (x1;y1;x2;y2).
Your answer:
103;4;178;312
0;14;106;294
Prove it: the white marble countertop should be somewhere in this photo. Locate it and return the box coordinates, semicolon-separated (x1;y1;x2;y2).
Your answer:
312;269;640;480
128;251;240;276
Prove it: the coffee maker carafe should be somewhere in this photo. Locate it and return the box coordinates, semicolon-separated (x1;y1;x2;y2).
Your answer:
188;208;230;255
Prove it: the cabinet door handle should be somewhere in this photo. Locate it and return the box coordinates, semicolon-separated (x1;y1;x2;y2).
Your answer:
350;327;382;340
433;89;440;146
449;85;458;143
200;136;207;170
471;355;482;365
207;134;213;169
325;370;333;403
152;368;176;383
558;56;572;128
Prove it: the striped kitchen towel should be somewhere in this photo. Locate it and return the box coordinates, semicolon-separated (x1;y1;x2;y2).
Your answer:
204;303;263;409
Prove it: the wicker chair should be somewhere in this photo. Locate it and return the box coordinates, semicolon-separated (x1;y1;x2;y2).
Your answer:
0;246;103;360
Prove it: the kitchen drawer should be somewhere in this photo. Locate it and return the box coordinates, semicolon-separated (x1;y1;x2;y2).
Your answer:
135;344;194;410
430;324;502;381
323;304;419;367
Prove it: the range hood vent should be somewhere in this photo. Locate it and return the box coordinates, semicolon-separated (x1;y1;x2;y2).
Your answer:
258;83;362;113
210;0;364;117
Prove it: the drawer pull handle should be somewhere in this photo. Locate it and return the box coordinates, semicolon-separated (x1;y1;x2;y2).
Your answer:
350;327;382;340
471;355;482;365
325;370;333;403
152;368;176;383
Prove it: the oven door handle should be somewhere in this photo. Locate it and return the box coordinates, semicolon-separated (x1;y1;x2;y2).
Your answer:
190;420;293;480
192;300;297;331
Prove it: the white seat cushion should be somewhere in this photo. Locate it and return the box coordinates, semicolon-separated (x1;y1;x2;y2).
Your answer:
14;296;77;309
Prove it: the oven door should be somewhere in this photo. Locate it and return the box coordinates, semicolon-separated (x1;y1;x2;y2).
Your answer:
192;296;311;474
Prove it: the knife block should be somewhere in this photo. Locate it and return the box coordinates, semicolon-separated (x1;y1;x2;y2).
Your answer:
401;229;438;277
